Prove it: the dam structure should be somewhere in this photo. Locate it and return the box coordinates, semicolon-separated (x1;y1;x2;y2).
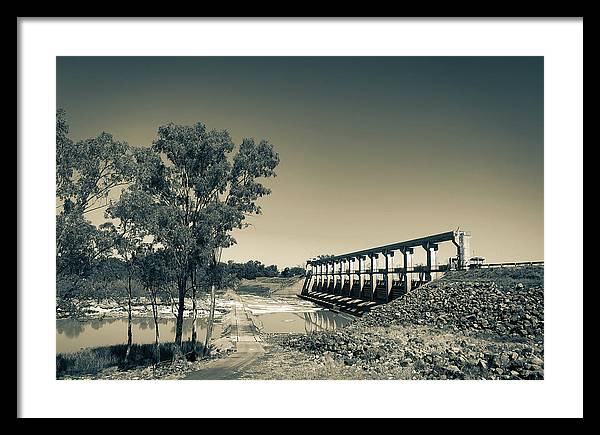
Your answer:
300;230;471;315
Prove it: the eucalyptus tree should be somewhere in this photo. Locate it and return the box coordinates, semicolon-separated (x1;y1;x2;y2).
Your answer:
56;110;134;316
56;109;132;217
136;247;173;364
135;122;279;356
202;253;240;357
103;188;155;362
56;109;133;272
189;260;210;359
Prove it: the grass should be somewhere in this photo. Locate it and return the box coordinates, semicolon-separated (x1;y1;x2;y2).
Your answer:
443;266;544;290
56;341;205;378
236;276;303;296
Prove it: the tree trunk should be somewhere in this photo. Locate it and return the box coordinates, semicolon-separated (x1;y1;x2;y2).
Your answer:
190;273;198;359
173;276;187;360
153;297;160;364
125;268;133;363
203;247;222;357
149;288;160;365
203;283;216;357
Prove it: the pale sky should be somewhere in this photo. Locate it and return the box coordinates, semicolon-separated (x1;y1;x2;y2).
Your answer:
57;56;544;268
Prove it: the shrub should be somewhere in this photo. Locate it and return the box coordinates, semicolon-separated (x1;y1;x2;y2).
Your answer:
56;341;205;378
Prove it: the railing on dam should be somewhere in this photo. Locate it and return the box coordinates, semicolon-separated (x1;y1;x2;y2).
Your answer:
301;230;471;305
475;261;544;269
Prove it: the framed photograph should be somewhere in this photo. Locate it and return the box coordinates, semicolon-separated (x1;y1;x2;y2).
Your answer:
17;18;583;419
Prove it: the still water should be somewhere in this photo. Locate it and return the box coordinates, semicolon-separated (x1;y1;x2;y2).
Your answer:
56;317;223;354
250;310;353;334
240;294;354;333
56;296;354;354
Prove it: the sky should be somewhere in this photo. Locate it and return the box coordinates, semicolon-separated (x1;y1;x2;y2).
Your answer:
57;56;544;268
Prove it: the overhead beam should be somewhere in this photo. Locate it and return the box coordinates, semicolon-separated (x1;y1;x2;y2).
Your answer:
308;231;470;264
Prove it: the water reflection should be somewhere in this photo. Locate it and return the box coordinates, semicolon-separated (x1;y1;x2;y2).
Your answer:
57;300;354;353
302;310;353;334
56;317;222;354
250;309;353;334
56;320;85;339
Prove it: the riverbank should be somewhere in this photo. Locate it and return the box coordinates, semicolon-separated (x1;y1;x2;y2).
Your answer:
239;324;543;380
57;341;236;380
56;276;305;320
56;277;316;379
56;294;231;320
56;287;309;379
57;269;543;380
242;266;544;380
56;287;239;378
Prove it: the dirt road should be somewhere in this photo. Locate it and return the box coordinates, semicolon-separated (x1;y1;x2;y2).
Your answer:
183;294;264;380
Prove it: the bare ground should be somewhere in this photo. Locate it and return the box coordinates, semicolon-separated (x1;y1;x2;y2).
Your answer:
237;324;543;380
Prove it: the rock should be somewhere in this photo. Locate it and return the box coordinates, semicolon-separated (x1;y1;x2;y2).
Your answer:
276;267;543;381
530;356;544;366
446;365;461;374
499;353;511;368
358;268;543;342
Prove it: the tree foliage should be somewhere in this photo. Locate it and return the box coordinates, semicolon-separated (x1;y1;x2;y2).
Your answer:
56;110;134;288
56;114;132;216
129;121;280;347
56;112;280;354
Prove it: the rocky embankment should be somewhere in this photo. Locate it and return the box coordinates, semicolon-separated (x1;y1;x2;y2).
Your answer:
275;267;544;380
362;267;544;341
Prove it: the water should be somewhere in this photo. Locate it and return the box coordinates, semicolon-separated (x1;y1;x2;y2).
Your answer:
56;295;354;354
250;310;354;334
240;294;354;333
56;317;222;354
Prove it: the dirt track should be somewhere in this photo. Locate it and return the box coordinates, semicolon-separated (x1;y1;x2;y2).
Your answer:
183;293;264;380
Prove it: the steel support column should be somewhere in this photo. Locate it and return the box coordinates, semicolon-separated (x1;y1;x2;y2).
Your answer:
383;250;393;302
359;255;366;296
402;247;414;292
339;259;344;292
423;242;439;281
348;257;354;296
370;253;378;300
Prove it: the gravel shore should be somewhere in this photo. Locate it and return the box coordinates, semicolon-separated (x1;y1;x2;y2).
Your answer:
58;268;544;380
244;267;544;380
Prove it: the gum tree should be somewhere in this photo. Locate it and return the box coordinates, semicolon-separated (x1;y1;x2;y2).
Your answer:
136;247;173;364
137;122;279;357
56;110;133;316
56;109;131;217
103;188;154;362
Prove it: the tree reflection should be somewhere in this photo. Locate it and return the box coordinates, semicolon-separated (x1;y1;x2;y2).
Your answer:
90;319;108;330
56;319;85;338
134;318;151;330
57;315;220;349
